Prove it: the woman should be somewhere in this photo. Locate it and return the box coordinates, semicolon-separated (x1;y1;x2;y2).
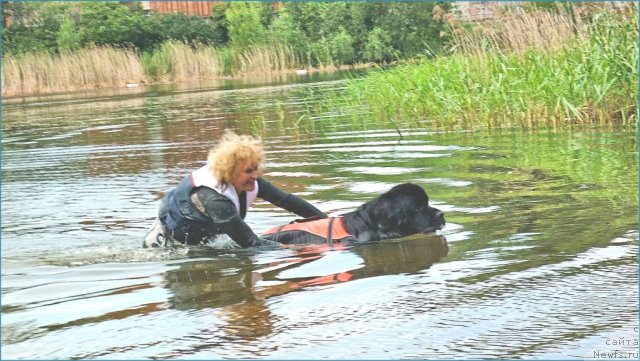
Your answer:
143;131;326;248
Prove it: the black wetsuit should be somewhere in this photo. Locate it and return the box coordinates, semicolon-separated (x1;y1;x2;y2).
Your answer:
158;177;325;247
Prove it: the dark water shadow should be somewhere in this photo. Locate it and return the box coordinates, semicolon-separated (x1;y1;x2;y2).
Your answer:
168;235;448;305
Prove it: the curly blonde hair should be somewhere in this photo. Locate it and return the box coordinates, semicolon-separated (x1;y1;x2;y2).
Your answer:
207;130;265;186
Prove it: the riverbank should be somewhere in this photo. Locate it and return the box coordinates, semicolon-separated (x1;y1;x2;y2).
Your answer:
1;42;372;98
323;5;638;129
4;4;637;130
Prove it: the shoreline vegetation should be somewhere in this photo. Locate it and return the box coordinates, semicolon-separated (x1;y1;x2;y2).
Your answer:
2;2;451;98
2;42;371;98
323;4;638;130
2;2;637;130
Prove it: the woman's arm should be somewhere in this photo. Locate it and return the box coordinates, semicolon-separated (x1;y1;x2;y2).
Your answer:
257;178;327;218
218;214;280;248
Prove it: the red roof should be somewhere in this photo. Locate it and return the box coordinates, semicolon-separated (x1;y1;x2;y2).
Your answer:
144;1;215;17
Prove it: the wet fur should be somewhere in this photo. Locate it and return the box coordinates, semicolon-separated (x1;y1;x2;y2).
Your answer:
263;183;445;245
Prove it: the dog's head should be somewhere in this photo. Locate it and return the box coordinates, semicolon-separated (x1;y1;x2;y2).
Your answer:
361;183;445;239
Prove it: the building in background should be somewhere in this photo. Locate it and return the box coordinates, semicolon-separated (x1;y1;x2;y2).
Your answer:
140;1;215;17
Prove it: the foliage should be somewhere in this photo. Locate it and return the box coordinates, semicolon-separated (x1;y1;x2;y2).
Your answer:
2;2;227;55
309;39;332;68
251;2;451;65
56;18;81;53
78;3;162;51
140;42;173;79
140;40;221;81
2;2;75;54
277;2;441;63
328;30;356;66
363;27;396;63
157;13;226;47
269;10;311;64
225;2;267;50
3;1;452;64
360;3;449;58
330;6;638;129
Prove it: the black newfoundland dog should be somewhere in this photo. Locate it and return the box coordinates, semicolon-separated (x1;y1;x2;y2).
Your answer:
263;183;445;244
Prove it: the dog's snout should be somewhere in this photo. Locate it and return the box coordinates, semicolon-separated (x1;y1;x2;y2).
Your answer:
435;210;445;224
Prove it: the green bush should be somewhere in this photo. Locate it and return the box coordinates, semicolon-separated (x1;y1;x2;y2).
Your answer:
363;27;396;63
2;3;72;54
226;2;267;50
79;3;162;51
264;2;451;65
269;11;310;64
141;42;173;78
158;13;226;47
310;39;333;68
328;31;356;65
216;47;236;75
56;18;81;53
369;3;448;58
3;1;452;64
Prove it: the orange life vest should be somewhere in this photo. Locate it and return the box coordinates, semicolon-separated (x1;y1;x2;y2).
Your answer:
263;217;352;242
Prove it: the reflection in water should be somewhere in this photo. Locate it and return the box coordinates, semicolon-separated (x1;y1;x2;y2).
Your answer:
164;236;448;344
1;77;637;359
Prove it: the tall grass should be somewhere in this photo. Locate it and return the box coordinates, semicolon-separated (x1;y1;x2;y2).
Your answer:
140;40;220;81
3;40;329;96
233;43;299;76
2;46;146;97
452;4;583;56
141;41;302;79
333;4;638;129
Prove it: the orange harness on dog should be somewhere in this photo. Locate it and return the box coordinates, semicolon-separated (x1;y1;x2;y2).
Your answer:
263;217;352;243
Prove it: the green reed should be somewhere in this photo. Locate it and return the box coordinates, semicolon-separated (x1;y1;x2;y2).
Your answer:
140;41;221;81
140;41;346;82
333;6;638;129
4;40;343;96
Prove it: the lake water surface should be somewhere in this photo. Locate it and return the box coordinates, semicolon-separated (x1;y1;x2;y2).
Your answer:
2;74;638;359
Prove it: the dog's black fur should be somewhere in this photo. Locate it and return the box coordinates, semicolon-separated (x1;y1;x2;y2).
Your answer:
263;183;445;245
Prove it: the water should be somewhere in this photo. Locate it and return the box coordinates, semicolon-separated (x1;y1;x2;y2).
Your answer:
2;75;638;359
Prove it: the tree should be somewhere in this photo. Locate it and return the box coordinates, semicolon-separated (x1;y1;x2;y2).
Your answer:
56;18;81;53
364;3;452;58
269;2;453;64
225;2;266;49
282;2;326;41
79;3;162;51
2;2;76;54
328;30;356;65
159;13;226;47
269;10;311;63
363;27;395;63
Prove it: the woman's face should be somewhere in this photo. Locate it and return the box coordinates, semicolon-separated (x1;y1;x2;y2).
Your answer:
232;159;259;193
